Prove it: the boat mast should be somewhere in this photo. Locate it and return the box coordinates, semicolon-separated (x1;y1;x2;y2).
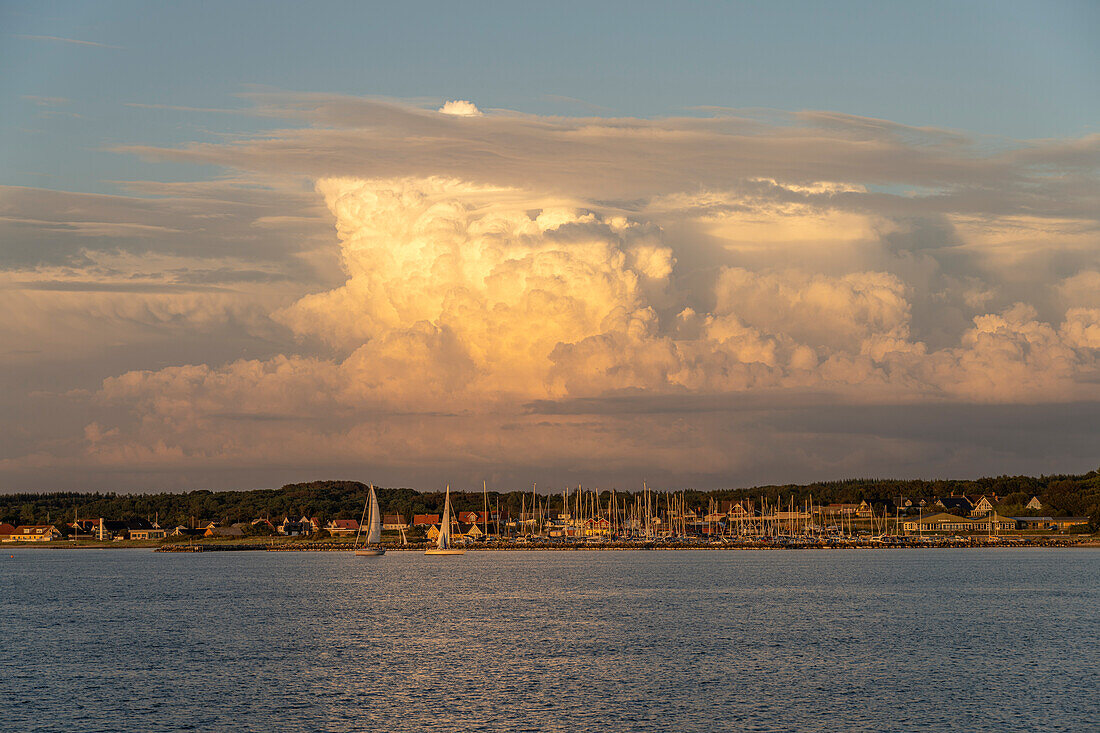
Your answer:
482;480;489;539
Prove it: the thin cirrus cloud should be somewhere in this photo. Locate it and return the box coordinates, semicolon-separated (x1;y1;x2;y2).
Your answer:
16;34;123;49
2;94;1099;490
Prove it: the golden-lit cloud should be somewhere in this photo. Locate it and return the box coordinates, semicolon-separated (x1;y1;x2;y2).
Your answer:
3;96;1100;489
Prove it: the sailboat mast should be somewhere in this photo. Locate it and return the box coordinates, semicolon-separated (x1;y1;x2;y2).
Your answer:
483;480;489;539
354;490;369;547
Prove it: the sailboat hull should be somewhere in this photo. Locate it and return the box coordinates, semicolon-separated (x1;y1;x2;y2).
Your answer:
424;548;465;555
355;548;386;556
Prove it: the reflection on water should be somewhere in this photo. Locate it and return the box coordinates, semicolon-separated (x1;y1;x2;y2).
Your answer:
2;549;1098;732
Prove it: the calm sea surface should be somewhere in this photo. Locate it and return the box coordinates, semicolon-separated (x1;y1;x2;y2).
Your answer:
2;548;1098;732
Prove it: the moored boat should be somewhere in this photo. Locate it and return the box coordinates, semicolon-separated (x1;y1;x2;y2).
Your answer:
425;486;465;556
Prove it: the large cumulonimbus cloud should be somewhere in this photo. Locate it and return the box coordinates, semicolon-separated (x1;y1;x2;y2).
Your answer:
3;96;1100;489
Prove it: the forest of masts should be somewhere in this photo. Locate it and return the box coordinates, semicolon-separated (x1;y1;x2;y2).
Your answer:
472;484;902;540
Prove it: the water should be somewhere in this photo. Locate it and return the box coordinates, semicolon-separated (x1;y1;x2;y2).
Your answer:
2;548;1098;732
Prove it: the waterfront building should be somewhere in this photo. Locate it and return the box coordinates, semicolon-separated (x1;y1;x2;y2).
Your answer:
1009;516;1090;532
903;512;1015;533
1049;517;1091;531
10;525;62;542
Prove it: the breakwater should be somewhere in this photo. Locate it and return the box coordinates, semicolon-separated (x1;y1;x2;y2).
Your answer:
154;536;1082;552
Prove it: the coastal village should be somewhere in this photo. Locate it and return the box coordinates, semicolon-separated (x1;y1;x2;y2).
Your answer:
2;489;1092;547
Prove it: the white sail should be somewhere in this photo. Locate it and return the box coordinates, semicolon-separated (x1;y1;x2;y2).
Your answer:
366;486;382;544
438;486;452;550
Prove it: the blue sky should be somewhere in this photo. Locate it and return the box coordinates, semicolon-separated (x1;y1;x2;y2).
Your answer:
3;0;1098;195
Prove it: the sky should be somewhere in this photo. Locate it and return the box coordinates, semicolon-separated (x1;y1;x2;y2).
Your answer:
1;0;1099;492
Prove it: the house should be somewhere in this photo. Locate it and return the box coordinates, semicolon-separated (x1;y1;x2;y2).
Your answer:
1025;496;1043;511
250;518;277;533
425;522;478;542
725;503;751;518
324;519;360;537
382;515;408;530
412;514;440;527
454;523;479;541
582;517;611;536
10;525;62;542
299;516;321;534
457;511;481;525
936;496;974;515
721;500;753;515
469;510;500;526
969;496;995;517
171;526;205;537
823;503;860;516
129;526;166;540
277;517;307;536
69;519;98;537
0;523;16;541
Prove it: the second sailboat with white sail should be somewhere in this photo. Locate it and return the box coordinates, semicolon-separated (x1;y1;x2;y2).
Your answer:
354;485;385;556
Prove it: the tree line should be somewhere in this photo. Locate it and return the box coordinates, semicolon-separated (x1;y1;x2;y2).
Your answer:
2;470;1098;531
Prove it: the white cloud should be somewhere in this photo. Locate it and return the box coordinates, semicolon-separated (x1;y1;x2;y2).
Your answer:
438;99;481;116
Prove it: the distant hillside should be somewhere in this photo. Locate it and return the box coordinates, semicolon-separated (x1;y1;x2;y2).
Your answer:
1;471;1098;530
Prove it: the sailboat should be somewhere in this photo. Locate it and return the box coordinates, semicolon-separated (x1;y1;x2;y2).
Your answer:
425;486;465;556
354;485;385;556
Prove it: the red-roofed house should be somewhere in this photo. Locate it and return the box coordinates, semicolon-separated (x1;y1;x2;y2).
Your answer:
0;523;16;541
412;514;440;527
325;519;360;537
382;515;408;530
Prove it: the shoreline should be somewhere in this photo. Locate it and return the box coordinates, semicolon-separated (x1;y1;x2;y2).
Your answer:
162;536;1087;552
5;536;1093;553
